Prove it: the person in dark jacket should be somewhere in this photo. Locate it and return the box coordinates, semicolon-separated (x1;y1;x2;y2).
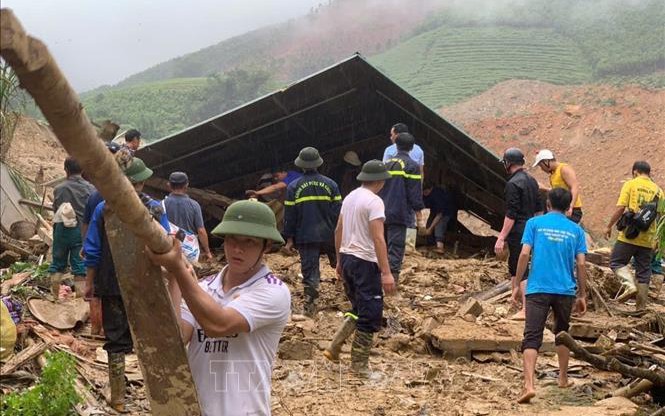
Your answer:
83;157;169;411
494;148;543;321
379;133;426;285
423;182;458;254
284;147;342;316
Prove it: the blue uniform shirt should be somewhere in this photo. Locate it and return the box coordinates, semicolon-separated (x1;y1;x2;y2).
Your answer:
383;144;424;167
284;171;341;244
522;212;587;296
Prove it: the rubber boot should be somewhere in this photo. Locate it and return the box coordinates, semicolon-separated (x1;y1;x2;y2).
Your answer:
108;352;126;412
614;266;637;302
635;283;649;311
323;317;356;362
350;330;374;377
303;286;318;318
50;272;63;299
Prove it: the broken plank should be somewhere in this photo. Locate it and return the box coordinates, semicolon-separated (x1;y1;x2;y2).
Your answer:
1;340;49;375
19;198;53;211
105;213;201;415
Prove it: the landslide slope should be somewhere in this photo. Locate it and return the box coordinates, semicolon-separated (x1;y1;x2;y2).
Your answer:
442;80;665;237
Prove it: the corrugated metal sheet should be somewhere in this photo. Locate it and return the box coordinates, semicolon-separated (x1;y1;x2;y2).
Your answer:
138;54;506;229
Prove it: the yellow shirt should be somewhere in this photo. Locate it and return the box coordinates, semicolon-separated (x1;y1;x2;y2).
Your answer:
617;175;664;248
549;163;582;208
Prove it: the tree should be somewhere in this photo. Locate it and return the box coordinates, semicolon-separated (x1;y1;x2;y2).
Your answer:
0;60;25;161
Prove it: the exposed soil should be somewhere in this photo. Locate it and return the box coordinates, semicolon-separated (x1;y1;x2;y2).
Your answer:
441;80;665;238
4;115;69;183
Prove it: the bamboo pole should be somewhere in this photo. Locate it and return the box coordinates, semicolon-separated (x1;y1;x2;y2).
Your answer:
0;8;171;254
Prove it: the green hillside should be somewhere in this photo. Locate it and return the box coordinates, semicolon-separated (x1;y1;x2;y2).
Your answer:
371;27;592;108
82;78;207;140
76;0;663;141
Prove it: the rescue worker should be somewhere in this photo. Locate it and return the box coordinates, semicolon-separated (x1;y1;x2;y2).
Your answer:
325;160;394;376
379;133;426;285
148;200;291;415
515;188;587;404
83;157;169;411
284;147;341;317
605;161;664;311
49;157;95;295
533;149;583;223
494;148;543;320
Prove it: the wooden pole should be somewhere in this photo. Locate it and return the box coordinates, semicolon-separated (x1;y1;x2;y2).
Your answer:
105;213;201;414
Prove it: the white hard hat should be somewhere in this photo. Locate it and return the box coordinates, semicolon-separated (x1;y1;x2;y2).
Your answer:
533;149;555;167
343;151;362;167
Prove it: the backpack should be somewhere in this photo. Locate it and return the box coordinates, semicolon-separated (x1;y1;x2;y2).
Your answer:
633;194;660;231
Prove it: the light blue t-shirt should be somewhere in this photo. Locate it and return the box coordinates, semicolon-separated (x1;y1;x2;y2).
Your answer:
522;212;587;296
383;144;425;166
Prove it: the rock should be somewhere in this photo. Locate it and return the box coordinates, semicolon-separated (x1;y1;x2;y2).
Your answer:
462;314;477;322
278;340;313;360
385;333;411;352
457;298;483;318
564;104;582;117
593;396;638;411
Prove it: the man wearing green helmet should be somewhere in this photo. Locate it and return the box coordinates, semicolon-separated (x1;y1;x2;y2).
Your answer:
83;156;170;412
284;146;342;317
324;160;394;377
149;199;291;416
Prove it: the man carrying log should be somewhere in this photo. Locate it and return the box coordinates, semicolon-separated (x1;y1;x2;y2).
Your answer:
513;188;588;404
83;157;170;411
148;199;291;415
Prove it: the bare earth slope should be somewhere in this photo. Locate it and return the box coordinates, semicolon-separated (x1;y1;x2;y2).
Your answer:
441;80;665;237
5;115;68;183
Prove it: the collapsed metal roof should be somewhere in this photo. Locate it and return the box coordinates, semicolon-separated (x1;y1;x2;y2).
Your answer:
138;54;506;229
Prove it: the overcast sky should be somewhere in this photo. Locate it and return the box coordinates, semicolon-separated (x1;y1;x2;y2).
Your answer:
3;0;324;92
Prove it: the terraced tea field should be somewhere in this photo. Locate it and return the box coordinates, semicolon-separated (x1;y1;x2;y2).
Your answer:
372;27;593;109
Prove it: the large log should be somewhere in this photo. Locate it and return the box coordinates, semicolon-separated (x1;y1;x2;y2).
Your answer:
105;213;201;414
556;331;665;386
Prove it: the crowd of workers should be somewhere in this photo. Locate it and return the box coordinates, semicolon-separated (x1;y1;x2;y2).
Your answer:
46;123;663;414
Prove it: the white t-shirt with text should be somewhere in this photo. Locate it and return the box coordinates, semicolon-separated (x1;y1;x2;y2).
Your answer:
339;186;386;263
181;265;291;416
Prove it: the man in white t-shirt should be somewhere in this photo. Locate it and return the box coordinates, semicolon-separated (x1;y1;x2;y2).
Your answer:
149;200;290;416
323;160;395;376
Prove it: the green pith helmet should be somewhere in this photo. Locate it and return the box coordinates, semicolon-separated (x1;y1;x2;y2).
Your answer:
124;157;153;183
356;159;392;182
294;146;324;169
211;200;285;244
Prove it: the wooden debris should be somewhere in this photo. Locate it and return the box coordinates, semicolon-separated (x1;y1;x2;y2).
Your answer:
612;379;654;398
460;371;500;382
0;271;31;295
556;331;665;386
1;340;49;375
471;280;511;302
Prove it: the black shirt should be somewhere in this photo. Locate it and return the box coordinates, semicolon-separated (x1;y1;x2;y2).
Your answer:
504;169;542;222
